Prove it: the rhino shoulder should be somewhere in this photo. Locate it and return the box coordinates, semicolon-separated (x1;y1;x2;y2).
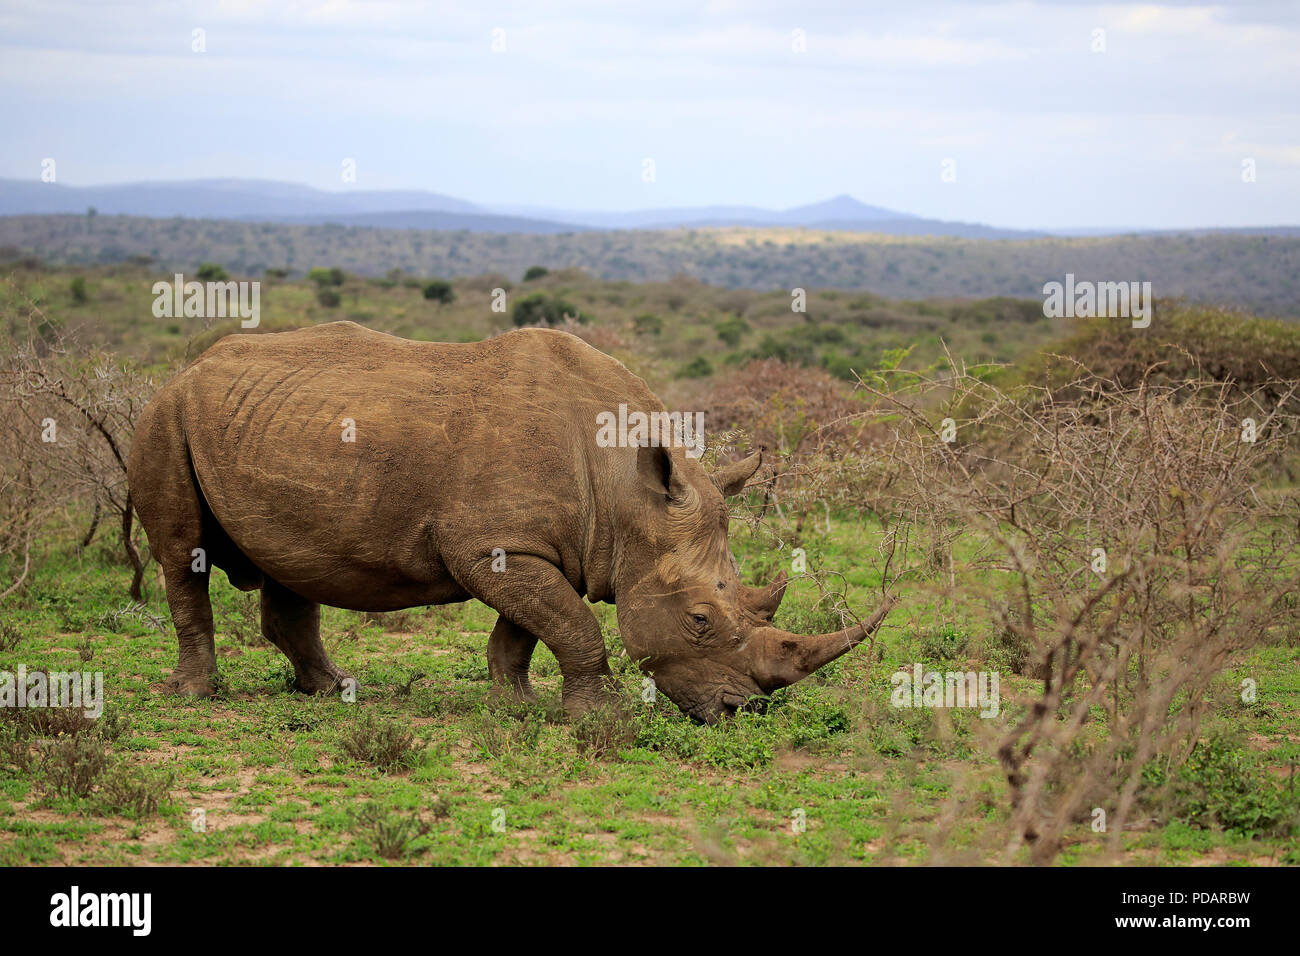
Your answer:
199;320;387;358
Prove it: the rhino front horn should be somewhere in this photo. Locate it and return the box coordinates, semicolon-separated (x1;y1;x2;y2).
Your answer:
748;597;896;691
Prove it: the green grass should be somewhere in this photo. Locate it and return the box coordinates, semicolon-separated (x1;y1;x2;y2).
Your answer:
1;513;1296;866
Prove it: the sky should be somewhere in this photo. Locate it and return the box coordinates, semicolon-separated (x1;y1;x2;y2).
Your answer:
0;0;1297;229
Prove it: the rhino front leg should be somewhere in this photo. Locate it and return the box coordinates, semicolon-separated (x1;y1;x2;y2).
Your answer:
260;578;352;694
488;615;538;703
456;555;610;716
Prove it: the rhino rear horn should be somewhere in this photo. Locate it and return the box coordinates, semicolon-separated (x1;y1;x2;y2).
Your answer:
710;450;762;497
741;570;788;621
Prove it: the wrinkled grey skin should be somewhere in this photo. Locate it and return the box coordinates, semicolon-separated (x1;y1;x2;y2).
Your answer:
127;322;890;722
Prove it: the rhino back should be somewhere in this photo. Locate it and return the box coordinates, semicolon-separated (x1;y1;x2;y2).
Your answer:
162;322;655;603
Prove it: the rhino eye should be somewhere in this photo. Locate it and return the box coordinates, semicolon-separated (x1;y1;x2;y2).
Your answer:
691;614;708;627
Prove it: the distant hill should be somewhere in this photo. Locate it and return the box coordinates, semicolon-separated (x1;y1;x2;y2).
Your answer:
1052;225;1300;239
252;210;594;234
486;194;921;228
479;195;1044;237
0;178;1036;238
795;218;1043;239
4;178;1296;240
2;213;1298;317
0;178;479;219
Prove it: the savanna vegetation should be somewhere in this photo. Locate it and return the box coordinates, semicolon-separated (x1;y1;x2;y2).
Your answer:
1;261;1298;865
3;213;1300;315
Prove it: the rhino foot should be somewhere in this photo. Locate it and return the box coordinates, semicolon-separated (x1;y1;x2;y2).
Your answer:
161;670;219;698
489;681;537;705
292;665;353;696
561;675;621;721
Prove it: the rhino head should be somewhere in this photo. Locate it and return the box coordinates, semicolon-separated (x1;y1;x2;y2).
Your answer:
613;444;891;723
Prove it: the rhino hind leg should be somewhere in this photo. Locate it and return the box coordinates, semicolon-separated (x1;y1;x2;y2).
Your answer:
260;578;352;694
487;615;538;703
157;564;219;697
128;411;220;696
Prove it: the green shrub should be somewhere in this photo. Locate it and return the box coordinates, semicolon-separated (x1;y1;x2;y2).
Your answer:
469;707;544;759
308;266;346;287
918;623;970;663
0;721;34;773
754;333;816;366
351;802;432;859
715;315;750;346
679;356;714;378
339;714;421;772
633;313;663;335
572;704;637;758
39;736;109;799
422;279;455;305
196;262;229;281
512;292;587;327
822;352;859;381
804;323;845;344
0;622;21;652
97;764;173;818
1158;731;1300;838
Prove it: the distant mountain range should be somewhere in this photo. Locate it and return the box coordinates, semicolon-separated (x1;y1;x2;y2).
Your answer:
0;178;1294;239
0;178;479;219
0;178;1044;238
483;194;918;228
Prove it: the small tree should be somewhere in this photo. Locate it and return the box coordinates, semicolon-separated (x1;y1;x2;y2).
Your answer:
715;315;750;347
523;266;549;282
679;356;714;379
633;313;663;335
196;262;228;281
422;279;455;306
0;287;156;601
308;266;345;287
511;292;586;327
855;357;1300;864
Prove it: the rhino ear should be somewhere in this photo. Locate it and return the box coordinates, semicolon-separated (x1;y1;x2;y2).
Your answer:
637;444;693;504
710;451;762;498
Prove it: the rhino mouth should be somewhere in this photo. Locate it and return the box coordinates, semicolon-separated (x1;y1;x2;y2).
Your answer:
687;688;757;724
